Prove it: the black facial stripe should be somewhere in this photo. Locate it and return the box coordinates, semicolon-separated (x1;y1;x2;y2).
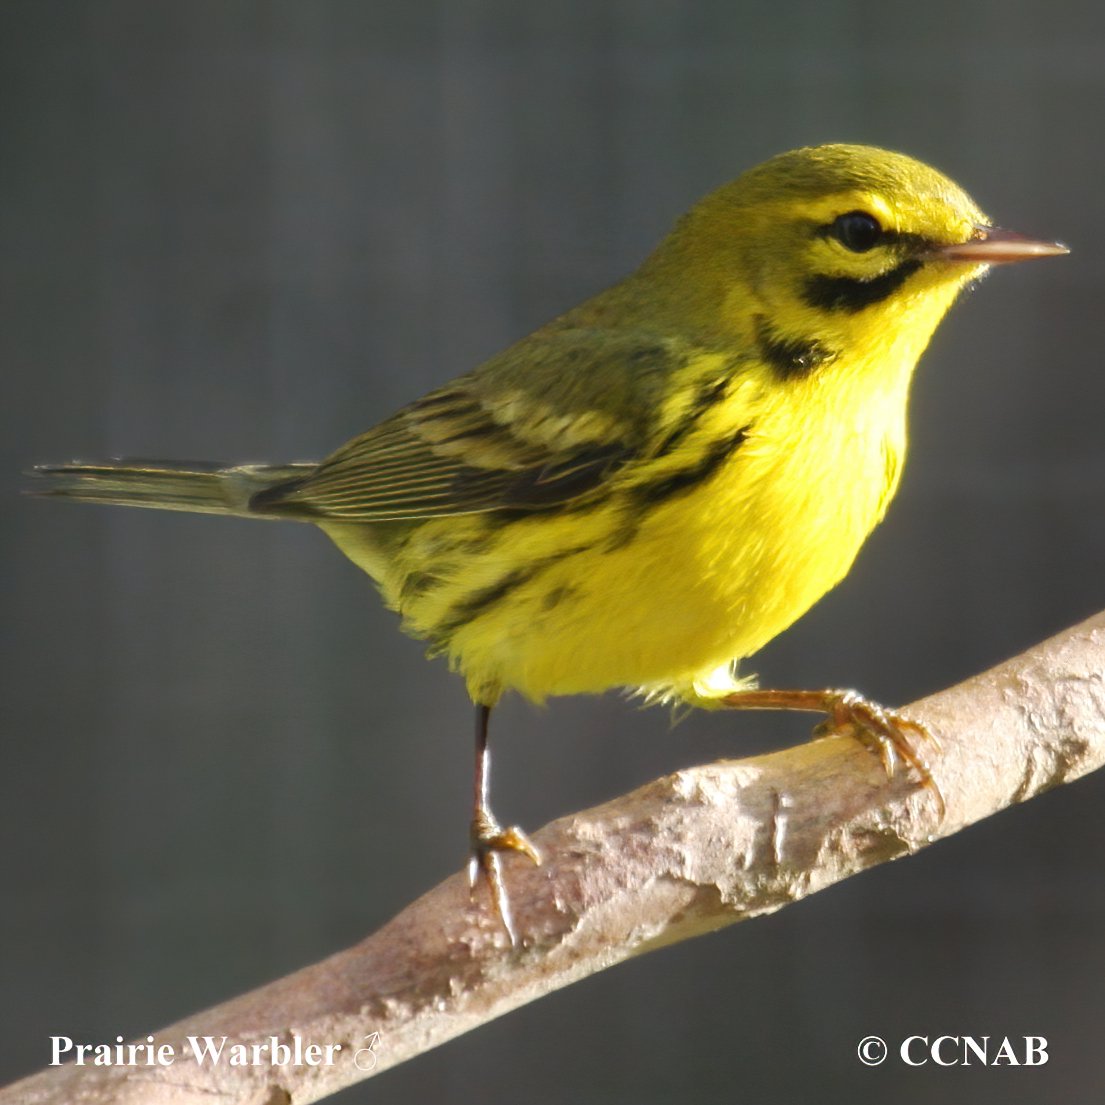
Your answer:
755;316;839;380
814;222;927;252
802;258;924;313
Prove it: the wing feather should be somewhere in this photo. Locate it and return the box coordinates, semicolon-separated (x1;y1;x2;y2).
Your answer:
250;330;687;521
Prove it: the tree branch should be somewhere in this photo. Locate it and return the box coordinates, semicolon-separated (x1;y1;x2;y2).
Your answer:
7;611;1105;1105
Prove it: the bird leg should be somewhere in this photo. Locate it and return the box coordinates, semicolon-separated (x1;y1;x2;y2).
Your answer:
718;687;945;815
468;703;541;944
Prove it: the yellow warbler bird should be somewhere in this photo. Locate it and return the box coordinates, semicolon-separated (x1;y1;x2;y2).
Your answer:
34;144;1066;939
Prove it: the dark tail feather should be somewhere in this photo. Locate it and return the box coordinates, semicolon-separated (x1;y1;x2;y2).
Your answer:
28;459;318;520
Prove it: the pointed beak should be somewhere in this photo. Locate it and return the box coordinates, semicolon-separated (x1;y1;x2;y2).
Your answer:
936;226;1070;265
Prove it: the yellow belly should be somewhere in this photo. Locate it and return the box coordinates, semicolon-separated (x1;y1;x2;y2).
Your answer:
322;379;905;707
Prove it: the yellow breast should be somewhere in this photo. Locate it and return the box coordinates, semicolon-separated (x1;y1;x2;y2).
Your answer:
327;344;912;708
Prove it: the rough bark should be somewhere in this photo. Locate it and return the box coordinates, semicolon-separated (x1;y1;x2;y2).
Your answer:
6;611;1105;1105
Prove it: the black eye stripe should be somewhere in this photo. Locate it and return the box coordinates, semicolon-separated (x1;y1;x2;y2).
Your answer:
815;214;928;254
805;210;936;311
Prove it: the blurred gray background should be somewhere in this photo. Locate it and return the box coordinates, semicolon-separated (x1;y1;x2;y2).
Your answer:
3;2;1104;1102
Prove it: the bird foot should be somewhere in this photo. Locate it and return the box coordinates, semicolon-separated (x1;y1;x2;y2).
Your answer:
468;809;541;945
812;689;945;816
719;686;945;816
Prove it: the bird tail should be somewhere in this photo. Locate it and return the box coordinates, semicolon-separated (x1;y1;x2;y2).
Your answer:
28;459;318;520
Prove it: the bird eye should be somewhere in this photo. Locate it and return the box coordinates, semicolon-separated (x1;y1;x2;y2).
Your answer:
829;211;882;252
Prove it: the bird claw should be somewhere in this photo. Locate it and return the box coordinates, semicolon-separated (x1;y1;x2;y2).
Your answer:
818;689;945;817
469;811;542;945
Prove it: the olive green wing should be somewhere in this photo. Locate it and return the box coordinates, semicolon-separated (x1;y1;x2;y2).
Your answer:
250;330;684;521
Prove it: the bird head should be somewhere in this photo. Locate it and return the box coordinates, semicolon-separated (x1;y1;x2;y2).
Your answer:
638;143;1067;371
